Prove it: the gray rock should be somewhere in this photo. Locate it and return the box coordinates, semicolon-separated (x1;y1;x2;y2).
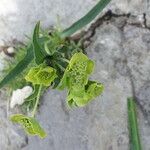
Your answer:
0;0;95;42
0;91;27;150
0;0;150;43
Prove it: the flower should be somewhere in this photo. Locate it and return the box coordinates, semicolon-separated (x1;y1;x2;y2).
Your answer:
58;52;104;108
67;81;104;107
25;65;57;86
10;86;33;108
58;52;94;90
10;114;47;138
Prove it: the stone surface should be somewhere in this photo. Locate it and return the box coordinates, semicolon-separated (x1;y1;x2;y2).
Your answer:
0;0;150;150
0;0;95;42
0;0;150;43
0;90;27;150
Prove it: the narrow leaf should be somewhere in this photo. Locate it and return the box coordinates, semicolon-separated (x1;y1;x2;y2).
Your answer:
0;45;33;88
128;97;142;150
33;22;47;64
60;0;111;38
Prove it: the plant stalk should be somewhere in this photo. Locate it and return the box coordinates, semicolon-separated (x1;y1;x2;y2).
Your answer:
32;85;42;117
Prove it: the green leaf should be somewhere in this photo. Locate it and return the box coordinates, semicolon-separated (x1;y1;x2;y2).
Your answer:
24;85;40;103
33;22;47;65
0;45;34;88
10;114;47;138
44;31;65;56
127;98;142;150
60;0;111;38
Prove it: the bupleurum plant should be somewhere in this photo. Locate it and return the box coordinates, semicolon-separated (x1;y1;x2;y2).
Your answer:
0;0;111;138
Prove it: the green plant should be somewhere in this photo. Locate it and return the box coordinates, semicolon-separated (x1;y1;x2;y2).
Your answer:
0;0;111;138
128;98;142;150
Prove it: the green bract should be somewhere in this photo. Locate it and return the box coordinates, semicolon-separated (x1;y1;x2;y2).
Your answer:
58;52;94;90
25;65;57;86
10;114;47;138
58;52;103;108
67;81;104;107
86;81;104;99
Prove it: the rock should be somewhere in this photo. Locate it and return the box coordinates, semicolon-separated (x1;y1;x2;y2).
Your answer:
110;0;148;14
0;0;96;42
0;0;150;43
0;91;27;150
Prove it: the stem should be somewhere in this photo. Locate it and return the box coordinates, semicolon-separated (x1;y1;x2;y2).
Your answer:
60;0;111;38
127;97;142;150
32;85;42;117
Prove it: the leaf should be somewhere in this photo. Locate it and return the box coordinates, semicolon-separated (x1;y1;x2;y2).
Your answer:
10;114;47;138
0;45;34;89
127;98;142;150
44;31;65;56
60;0;111;38
33;22;47;65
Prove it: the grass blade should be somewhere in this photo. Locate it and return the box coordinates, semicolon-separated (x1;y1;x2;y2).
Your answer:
128;97;142;150
0;45;33;88
60;0;111;38
33;22;47;65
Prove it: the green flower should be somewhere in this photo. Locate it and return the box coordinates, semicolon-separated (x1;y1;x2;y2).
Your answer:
67;91;89;107
58;52;104;108
25;66;41;84
67;81;104;107
25;65;57;86
10;114;47;138
58;52;94;90
86;81;104;99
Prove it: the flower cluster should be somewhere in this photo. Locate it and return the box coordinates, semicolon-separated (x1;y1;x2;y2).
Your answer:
59;52;104;107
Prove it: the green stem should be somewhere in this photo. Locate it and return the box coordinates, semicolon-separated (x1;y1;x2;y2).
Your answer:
127;97;142;150
32;85;42;117
60;0;111;38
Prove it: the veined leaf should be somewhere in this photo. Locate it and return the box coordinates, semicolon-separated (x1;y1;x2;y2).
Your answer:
60;0;111;38
33;22;47;65
0;45;33;88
